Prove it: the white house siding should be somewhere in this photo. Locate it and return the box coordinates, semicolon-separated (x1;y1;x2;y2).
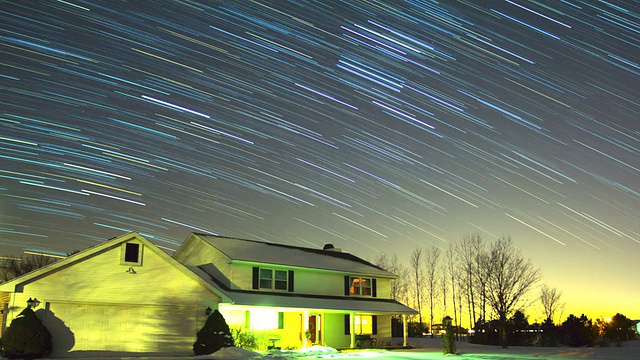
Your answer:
174;235;233;287
376;315;392;344
230;262;393;298
3;239;218;356
322;313;350;349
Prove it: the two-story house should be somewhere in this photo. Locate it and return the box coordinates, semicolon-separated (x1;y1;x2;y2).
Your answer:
0;232;416;356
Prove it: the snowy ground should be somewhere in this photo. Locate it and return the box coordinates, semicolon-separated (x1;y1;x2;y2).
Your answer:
198;338;640;360
10;338;637;359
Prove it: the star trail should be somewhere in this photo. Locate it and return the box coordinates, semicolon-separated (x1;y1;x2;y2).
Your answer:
1;0;638;318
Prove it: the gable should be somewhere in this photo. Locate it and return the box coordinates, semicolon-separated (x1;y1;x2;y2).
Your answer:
0;232;222;305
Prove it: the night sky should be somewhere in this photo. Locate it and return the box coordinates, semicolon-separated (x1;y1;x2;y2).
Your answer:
1;0;638;320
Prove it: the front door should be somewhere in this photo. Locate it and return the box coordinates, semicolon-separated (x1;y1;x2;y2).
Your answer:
308;314;321;344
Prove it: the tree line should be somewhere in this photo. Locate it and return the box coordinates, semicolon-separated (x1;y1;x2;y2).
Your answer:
373;232;637;348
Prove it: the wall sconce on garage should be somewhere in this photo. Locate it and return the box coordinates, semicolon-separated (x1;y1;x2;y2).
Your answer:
126;266;137;274
206;306;212;316
27;297;41;309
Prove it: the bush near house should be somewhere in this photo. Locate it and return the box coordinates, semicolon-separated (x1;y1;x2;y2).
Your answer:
193;309;235;355
231;327;283;351
231;326;263;351
0;307;52;359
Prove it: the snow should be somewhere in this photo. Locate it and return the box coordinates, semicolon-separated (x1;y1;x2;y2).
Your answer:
194;346;262;359
191;339;640;360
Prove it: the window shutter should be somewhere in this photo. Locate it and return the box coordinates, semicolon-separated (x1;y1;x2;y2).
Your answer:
288;270;294;292
252;267;259;289
372;278;377;297
344;276;350;296
372;315;378;335
344;314;350;335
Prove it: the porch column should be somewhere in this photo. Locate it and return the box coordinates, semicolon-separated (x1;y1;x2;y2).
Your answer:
349;311;355;349
302;311;309;348
402;314;408;347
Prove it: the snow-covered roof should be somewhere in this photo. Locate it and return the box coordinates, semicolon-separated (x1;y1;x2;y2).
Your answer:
193;233;396;277
191;264;416;315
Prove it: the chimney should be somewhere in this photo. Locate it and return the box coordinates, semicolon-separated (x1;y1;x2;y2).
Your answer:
323;244;342;252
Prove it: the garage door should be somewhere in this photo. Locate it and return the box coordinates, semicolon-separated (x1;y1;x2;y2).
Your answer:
43;302;199;355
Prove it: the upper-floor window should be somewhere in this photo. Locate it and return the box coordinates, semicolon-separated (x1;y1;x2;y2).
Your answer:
345;276;376;297
121;242;143;266
253;267;294;292
260;269;288;290
350;277;372;296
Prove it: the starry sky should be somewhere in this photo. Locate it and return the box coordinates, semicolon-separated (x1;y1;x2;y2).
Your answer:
1;0;638;321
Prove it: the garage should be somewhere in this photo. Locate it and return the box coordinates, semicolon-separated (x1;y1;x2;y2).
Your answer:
42;302;200;355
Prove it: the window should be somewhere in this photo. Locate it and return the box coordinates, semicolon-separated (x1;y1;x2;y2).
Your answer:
345;314;377;335
124;243;139;262
278;312;284;330
350;277;372;296
121;242;142;265
355;315;373;334
258;268;288;290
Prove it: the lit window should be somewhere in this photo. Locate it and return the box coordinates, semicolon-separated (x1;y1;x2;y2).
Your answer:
350;277;372;296
251;309;279;330
259;268;288;291
355;315;373;334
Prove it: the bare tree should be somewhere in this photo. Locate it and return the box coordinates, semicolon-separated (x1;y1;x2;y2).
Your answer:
441;259;448;317
0;254;59;282
456;272;464;338
445;243;459;339
409;247;424;331
457;234;480;328
374;253;409;305
486;236;542;347
423;246;440;337
539;284;564;323
472;236;490;327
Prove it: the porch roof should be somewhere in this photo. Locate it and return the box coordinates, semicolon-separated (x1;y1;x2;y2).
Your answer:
221;291;417;315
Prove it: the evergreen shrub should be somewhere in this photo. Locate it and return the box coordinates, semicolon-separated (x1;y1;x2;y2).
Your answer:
0;308;52;359
193;309;235;355
441;316;456;355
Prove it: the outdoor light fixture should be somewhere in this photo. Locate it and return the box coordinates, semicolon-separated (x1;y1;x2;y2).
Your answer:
27;298;41;309
205;306;212;316
126;266;137;274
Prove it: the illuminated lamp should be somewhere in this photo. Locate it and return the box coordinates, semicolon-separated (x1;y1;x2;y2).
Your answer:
27;297;41;309
205;306;212;316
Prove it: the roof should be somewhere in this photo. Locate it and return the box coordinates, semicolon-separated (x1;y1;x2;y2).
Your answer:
192;233;396;277
191;264;416;315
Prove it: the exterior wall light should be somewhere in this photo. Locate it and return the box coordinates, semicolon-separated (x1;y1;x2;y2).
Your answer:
126;266;137;274
205;306;212;316
27;297;41;309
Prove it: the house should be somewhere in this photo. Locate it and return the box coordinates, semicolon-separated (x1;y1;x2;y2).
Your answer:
0;232;416;356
